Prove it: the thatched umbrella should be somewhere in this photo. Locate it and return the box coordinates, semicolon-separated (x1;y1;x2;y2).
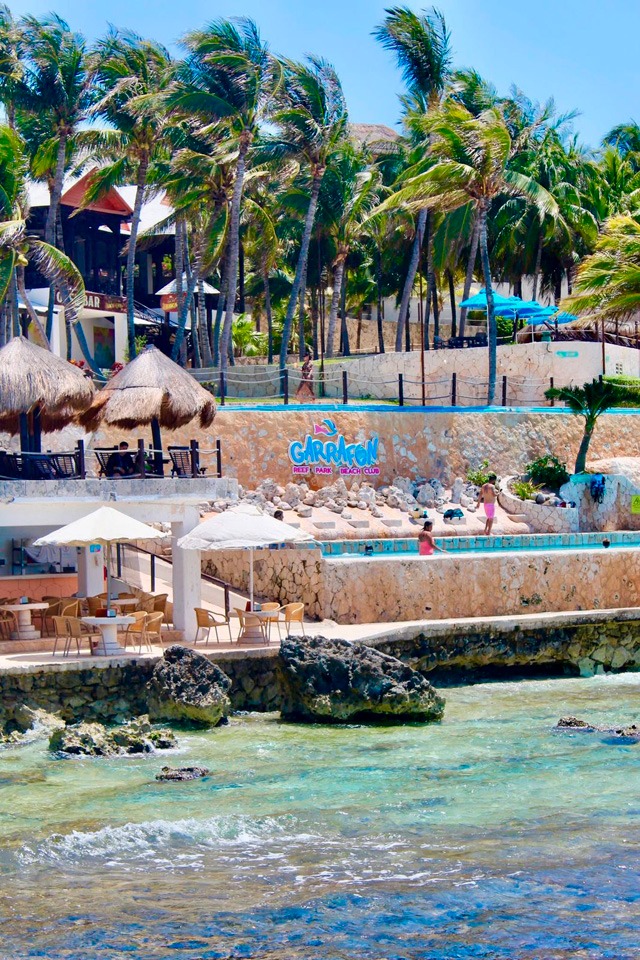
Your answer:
80;346;216;474
0;336;94;452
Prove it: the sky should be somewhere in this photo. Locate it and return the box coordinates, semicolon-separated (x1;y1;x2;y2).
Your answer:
9;0;640;148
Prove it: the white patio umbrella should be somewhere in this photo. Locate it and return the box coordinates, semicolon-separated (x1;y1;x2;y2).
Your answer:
177;505;316;609
156;275;219;296
34;506;168;609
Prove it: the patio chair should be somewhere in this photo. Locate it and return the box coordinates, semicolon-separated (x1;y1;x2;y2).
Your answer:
64;617;99;656
123;612;150;651
281;602;306;636
37;598;63;635
144;612;164;650
0;610;17;641
86;595;104;616
259;602;283;641
234;608;269;645
194;607;233;645
60;599;80;618
0;451;21;479
136;596;156;614
163;600;174;628
152;593;168;616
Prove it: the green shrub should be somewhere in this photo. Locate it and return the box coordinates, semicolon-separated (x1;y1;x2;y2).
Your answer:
466;459;495;486
511;478;541;501
526;455;569;491
603;375;640;408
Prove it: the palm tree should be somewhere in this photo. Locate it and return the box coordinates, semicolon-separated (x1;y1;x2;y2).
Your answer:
84;30;173;360
379;102;557;402
269;56;348;368
0;5;25;130
374;5;452;351
0;125;84;348
175;18;280;376
545;379;617;473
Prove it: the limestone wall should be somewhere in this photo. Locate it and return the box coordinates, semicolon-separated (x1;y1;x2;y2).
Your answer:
561;475;640;532
498;486;579;533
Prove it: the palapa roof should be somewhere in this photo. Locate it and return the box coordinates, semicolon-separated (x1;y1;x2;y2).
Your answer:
80;345;216;432
0;336;94;434
349;123;401;155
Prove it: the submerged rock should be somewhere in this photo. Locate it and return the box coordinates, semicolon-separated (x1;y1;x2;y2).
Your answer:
556;716;640;740
278;635;445;723
156;766;210;782
147;645;232;727
49;716;177;756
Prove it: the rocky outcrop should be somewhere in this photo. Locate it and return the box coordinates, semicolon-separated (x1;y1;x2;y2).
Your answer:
49;716;177;756
556;716;640;741
156;766;210;781
147;645;232;726
278;635;445;723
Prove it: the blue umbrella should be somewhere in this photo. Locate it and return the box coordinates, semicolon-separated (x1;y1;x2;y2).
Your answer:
526;308;577;326
459;288;518;311
514;300;545;316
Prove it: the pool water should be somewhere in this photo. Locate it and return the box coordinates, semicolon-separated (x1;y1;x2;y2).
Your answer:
0;674;638;958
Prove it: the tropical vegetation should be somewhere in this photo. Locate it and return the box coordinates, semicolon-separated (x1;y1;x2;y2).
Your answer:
0;4;638;385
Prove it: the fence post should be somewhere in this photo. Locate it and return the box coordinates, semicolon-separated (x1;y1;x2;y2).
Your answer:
549;377;554;407
451;372;457;407
216;438;222;478
501;375;508;407
398;373;404;407
137;439;145;480
342;370;348;404
283;369;289;405
190;438;199;478
76;438;86;479
219;372;226;406
116;544;122;579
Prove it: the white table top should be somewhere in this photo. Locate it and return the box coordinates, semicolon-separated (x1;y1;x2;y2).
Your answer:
110;598;140;608
82;615;135;626
253;608;281;619
0;602;49;611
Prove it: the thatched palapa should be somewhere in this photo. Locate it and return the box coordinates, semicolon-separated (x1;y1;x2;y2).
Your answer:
80;345;216;432
0;336;94;434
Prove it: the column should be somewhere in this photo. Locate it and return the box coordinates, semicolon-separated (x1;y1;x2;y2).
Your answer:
77;545;104;597
171;505;201;639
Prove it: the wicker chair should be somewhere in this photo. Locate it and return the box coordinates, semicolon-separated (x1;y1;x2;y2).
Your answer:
0;610;17;641
194;608;233;645
64;617;100;656
281;602;306;635
259;602;283;641
234;608;269;644
152;593;168;616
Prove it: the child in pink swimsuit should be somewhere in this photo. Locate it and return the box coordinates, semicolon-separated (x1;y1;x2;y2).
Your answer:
418;520;444;556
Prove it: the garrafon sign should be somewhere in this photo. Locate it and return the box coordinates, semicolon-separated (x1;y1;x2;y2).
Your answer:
288;418;380;476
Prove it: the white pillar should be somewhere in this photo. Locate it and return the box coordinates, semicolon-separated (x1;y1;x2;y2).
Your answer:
77;545;104;597
171;506;201;639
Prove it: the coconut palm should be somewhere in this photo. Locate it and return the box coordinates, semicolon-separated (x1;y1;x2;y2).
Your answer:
266;56;348;368
545;379;617;474
80;30;173;360
379;101;557;402
374;5;452;351
0;125;84;350
0;5;25;130
174;18;280;377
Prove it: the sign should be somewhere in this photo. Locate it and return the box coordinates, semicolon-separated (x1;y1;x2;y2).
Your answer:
89;544;101;553
160;293;179;312
555;350;579;358
288;418;380;476
631;495;640;515
55;289;126;313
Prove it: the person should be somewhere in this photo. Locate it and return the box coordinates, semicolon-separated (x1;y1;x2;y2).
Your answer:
295;351;315;401
418;520;444;556
478;473;498;536
273;510;284;521
105;441;136;478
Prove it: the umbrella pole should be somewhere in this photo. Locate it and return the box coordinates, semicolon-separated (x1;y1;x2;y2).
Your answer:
106;542;112;611
151;417;164;477
249;549;254;610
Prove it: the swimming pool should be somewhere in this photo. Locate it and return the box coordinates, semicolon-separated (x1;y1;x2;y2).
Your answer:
321;530;640;557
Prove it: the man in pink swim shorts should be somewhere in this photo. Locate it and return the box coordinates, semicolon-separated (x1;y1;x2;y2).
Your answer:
478;473;498;536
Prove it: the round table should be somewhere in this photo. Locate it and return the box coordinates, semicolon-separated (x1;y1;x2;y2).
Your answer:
237;608;280;644
81;615;135;657
0;602;49;640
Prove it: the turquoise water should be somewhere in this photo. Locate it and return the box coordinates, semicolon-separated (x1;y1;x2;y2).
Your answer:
0;674;638;958
322;531;640;557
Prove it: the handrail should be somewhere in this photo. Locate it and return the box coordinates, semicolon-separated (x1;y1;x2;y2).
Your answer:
127;544;232;617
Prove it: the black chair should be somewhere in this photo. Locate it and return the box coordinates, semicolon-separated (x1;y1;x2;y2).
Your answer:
51;453;81;479
95;447;117;478
448;336;464;349
0;451;21;479
21;453;58;480
168;446;206;478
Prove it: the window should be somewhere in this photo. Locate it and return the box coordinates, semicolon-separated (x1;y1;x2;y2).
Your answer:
615;362;624;376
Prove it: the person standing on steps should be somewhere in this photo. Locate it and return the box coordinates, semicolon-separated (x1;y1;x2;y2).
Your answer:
478;473;498;536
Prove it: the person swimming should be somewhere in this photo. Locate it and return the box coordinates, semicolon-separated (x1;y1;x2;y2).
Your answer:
418;520;444;556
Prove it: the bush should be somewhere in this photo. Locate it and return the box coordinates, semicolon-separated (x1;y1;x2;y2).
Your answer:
511;478;541;501
466;459;496;486
526;455;569;491
603;375;640;408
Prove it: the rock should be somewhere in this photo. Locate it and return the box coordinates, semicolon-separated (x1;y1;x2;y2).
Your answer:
556;716;640;740
535;493;546;505
12;705;65;736
278;635;445;723
147;645;232;726
156;766;210;782
416;485;432;506
341;510;352;520
357;500;368;511
450;478;465;504
296;505;312;518
49;716;177;756
283;483;301;507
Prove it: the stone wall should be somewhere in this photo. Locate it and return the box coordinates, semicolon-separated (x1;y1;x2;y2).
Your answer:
498;484;579;533
560;474;640;532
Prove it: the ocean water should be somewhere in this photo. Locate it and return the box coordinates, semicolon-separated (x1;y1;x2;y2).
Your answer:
0;674;638;959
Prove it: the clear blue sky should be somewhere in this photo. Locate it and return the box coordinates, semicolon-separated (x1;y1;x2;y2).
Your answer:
9;0;639;148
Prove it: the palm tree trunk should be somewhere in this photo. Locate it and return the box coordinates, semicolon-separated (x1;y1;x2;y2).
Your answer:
575;426;593;474
212;258;227;368
478;207;496;405
219;137;250;375
447;269;457;337
174;216;185;356
326;259;345;358
432;279;439;340
125;155;150;360
297;259;308;359
172;241;204;362
45;132;68;246
532;233;543;302
280;172;323;370
340;267;350;356
459;213;480;338
198;278;213;366
395;208;427;352
263;269;273;365
376;243;385;353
